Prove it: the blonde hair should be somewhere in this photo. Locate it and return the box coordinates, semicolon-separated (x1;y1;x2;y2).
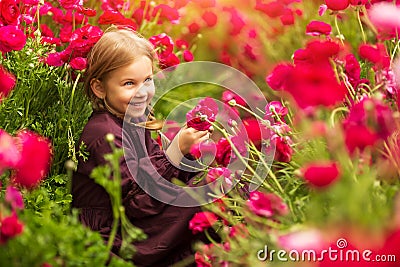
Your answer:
84;26;163;130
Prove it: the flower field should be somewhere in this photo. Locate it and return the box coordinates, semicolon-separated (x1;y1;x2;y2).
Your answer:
1;0;400;266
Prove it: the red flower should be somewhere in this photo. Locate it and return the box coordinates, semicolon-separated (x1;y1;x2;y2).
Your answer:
67;25;103;59
358;43;390;69
266;63;294;91
0;129;20;173
247;191;288;217
301;161;341;188
272;134;293;163
12;130;52;189
59;0;83;10
188;22;200;34
344;53;362;88
215;138;232;167
280;8;295;26
221;90;247;106
0;65;16;102
0;0;20;26
255;1;285;18
99;10;137;28
189;140;216;160
0;213;24;244
69;57;87;70
187;97;218;131
325;0;350;11
189;211;218;234
152;4;180;24
149;33;174;58
0;26;26;53
306;20;332;36
265;101;288;121
343;97;394;153
45;52;64;67
240;118;271;150
202;11;218;27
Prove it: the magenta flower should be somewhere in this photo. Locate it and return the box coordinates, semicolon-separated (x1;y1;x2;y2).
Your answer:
45;52;64;67
183;50;194;62
358;43;390;69
215;138;232;167
0;65;16;102
0;212;24;244
306;20;332;36
5;186;24;210
206;167;232;184
187;97;218;131
272;134;293;163
12;130;52;189
247;191;288;218
149;33;174;58
202;11;218;27
69;57;87;70
190;141;216;160
189;211;218;234
265;101;288;120
221;90;247;106
0;26;26;53
0;0;20;26
67;25;103;59
368;2;400;35
0;129;20;173
343;97;394;154
59;0;83;10
300;161;341;188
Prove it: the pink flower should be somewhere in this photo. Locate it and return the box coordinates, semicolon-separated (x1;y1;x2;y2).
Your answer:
221;90;247;106
5;186;24;210
12;130;52;189
187;97;218;131
159;53;180;68
256;1;285;18
182;50;194;62
69;57;87;70
325;0;350;11
280;8;295;26
0;213;24;244
67;25;103;59
265;101;288;120
266;63;294;91
189;211;218;234
0;26;26;53
241;118;271;150
0;65;16;102
278;229;326;252
0;129;20;174
149;33;174;58
368;2;400;34
206;167;232;184
301;161;341;188
190;141;216;160
247;191;288;217
45;52;64;67
306;20;332;36
215;138;232;167
0;0;20;26
152;4;180;24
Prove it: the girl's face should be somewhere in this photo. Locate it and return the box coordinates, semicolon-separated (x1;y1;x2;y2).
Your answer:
101;56;154;117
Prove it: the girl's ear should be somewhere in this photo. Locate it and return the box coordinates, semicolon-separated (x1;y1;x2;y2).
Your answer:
90;78;106;99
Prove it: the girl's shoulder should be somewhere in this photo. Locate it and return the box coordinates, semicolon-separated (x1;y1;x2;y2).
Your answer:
80;110;123;145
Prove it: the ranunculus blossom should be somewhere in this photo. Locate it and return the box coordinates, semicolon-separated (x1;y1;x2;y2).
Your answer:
5;186;24;210
98;10;137;27
280;8;295;26
12;130;52;189
183;50;194;62
0;129;20;173
202;11;218;27
215;138;232;167
149;33;174;58
343;97;395;153
0;65;16;101
45;52;64;67
247;191;288;217
189;140;216;160
206;167;232;184
266;63;294;91
272;134;293;163
240;118;272;150
255;1;285;18
300;161;341;188
358;43;390;69
0;26;26;53
0;213;24;244
306;20;332;36
152;4;180;24
67;25;103;59
189;211;218;234
59;0;83;10
159;52;180;68
0;0;20;26
265;101;288;121
187;97;218;131
221;90;247;107
325;0;350;11
69;57;87;70
368;2;400;35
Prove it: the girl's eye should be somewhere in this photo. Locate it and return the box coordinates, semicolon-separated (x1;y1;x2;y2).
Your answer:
124;81;135;86
144;77;153;83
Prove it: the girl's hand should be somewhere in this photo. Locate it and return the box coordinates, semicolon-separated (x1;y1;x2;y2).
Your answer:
166;125;211;166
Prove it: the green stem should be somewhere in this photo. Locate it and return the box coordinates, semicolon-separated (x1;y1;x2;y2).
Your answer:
334;14;344;45
356;8;366;44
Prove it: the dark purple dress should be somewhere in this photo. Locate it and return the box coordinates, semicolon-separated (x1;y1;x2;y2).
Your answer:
71;110;202;266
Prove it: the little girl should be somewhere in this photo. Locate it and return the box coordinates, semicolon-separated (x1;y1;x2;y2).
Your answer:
71;27;210;266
